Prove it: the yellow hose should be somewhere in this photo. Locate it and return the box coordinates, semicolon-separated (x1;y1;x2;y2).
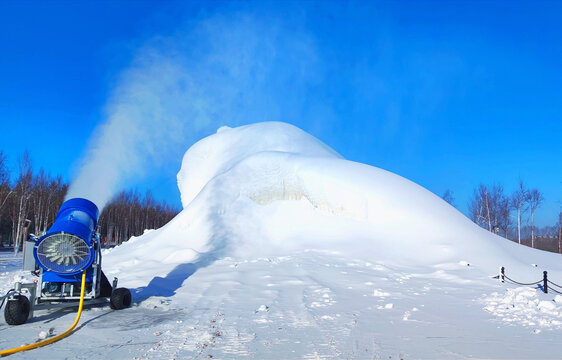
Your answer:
0;271;87;357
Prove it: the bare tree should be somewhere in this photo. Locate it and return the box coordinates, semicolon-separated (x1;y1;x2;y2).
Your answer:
31;168;48;235
468;185;484;228
0;152;12;222
28;169;67;235
0;152;12;246
528;188;544;248
12;151;33;254
558;208;562;254
469;183;510;238
442;189;455;206
489;184;507;235
469;184;492;231
45;176;67;233
496;188;511;238
510;179;529;244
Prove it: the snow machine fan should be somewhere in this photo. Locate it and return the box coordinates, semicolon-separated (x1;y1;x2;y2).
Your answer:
2;198;132;325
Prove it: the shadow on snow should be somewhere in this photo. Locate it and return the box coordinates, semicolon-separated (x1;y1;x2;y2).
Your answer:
131;254;217;303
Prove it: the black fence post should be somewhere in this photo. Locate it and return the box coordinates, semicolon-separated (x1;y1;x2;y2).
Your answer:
543;271;548;294
500;267;505;283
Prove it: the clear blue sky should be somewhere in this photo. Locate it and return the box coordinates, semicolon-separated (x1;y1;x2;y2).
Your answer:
0;0;560;227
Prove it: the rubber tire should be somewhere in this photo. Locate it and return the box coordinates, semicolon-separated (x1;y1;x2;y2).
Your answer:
4;295;30;325
110;288;132;310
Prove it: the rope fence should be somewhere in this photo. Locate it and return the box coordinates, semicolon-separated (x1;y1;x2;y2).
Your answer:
546;279;562;295
546;279;562;289
499;267;562;295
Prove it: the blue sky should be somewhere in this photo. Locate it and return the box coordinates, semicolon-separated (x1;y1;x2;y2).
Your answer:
0;0;560;227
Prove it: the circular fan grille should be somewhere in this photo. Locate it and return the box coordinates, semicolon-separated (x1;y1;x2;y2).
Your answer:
36;233;92;274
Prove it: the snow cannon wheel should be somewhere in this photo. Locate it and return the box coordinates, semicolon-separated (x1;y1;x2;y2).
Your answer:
110;288;132;310
4;295;30;325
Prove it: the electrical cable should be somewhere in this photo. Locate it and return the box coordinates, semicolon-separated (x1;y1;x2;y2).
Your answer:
0;271;86;357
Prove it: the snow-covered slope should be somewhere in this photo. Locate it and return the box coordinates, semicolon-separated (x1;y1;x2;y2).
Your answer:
104;121;561;288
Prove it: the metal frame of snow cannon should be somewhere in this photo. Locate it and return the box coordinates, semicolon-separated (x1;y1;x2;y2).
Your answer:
3;198;131;325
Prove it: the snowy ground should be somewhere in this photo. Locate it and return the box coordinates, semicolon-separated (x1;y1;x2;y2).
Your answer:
2;122;562;359
3;249;562;359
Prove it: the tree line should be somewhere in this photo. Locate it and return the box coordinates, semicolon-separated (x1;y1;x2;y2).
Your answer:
98;189;178;246
443;180;562;253
0;151;179;250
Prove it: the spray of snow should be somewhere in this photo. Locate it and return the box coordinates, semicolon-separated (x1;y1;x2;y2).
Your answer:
66;12;319;210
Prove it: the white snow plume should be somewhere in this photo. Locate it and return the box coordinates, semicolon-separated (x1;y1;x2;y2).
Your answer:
104;122;562;290
66;11;320;210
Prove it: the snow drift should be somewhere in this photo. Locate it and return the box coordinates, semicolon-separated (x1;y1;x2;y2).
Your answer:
104;122;561;288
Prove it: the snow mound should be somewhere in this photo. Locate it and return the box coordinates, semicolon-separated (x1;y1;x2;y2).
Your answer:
481;287;562;330
177;122;342;208
104;122;561;288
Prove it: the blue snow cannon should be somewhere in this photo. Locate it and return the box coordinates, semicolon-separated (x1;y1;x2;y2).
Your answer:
2;198;131;325
34;198;99;282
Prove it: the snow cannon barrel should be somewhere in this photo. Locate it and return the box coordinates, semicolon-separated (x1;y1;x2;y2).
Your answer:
33;198;99;275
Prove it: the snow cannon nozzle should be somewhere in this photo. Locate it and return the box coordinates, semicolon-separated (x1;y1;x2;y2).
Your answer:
33;198;100;275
